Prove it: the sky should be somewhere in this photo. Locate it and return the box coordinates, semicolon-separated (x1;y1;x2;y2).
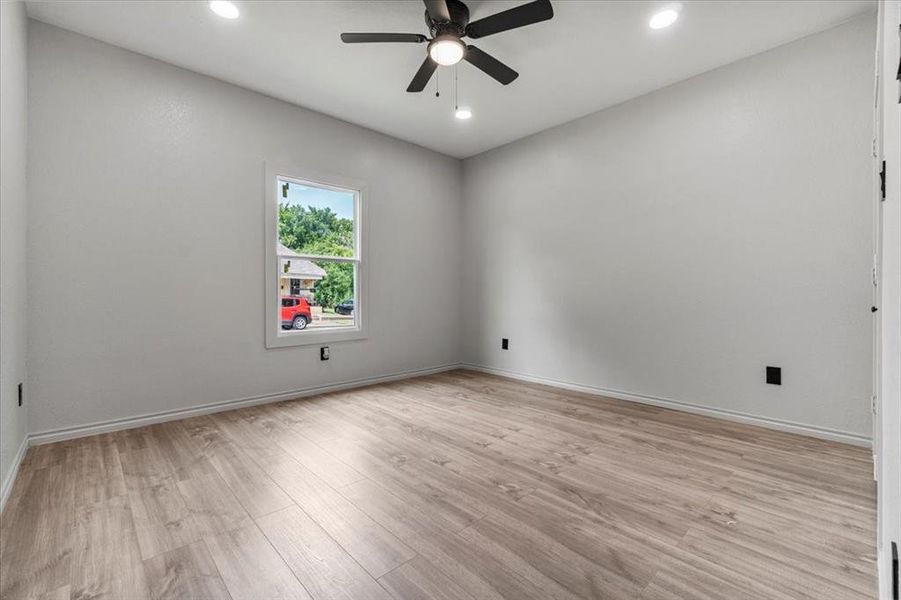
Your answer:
284;181;354;220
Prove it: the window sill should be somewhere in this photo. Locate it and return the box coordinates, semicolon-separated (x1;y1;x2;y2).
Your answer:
266;326;367;349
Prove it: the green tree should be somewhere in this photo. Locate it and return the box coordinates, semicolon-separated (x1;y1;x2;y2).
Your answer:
278;203;354;308
278;204;353;255
310;262;353;309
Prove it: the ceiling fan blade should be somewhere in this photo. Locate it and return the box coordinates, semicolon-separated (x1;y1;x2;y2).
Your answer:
407;56;439;92
464;46;518;85
466;0;553;39
423;0;451;22
341;33;428;43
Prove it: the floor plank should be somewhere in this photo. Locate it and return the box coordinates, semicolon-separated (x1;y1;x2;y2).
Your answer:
204;523;311;600
176;472;253;537
378;555;474;600
0;464;74;599
257;505;393;600
143;540;232;600
202;439;294;518
263;455;416;578
69;495;150;600
68;434;127;507
35;585;71;600
127;475;202;561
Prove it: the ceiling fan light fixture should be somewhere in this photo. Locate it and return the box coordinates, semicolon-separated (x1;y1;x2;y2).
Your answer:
429;36;465;66
455;107;472;120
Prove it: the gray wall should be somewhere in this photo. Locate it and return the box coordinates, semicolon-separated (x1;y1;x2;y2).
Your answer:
19;14;878;444
0;0;29;501
462;15;876;440
26;22;462;435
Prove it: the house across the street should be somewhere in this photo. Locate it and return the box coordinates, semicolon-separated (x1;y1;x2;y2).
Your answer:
278;241;325;301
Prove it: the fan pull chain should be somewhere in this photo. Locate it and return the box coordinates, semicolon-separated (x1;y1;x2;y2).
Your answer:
454;64;459;110
435;69;440;98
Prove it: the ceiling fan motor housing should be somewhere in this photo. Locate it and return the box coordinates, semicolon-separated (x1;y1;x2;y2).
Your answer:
425;0;470;37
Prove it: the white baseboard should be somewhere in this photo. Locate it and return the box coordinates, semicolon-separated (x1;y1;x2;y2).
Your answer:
15;358;871;509
0;434;29;514
28;363;462;447
462;363;872;448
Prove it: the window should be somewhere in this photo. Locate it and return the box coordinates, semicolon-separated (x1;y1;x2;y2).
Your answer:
265;164;367;348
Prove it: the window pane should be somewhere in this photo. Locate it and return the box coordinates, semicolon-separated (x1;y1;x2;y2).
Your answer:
279;259;355;331
278;179;354;258
309;260;355;329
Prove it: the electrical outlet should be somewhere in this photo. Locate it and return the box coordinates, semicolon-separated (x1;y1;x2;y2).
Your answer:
17;382;23;407
766;366;781;385
320;346;330;361
501;338;509;350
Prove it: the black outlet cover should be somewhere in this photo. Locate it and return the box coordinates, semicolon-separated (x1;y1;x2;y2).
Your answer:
501;338;509;350
766;366;781;385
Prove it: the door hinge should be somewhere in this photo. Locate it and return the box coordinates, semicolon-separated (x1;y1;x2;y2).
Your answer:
881;160;886;201
872;395;878;415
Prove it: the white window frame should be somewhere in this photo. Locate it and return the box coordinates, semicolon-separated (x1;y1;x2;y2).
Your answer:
265;162;368;349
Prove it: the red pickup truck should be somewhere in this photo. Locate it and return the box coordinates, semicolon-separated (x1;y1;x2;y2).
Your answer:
281;296;312;330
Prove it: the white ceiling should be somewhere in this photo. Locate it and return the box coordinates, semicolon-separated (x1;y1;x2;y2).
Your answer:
26;0;874;158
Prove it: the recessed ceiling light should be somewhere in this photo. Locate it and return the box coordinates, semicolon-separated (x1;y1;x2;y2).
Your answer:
455;108;472;120
649;6;680;30
210;1;239;19
429;36;465;66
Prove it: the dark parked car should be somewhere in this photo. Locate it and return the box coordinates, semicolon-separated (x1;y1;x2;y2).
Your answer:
335;299;354;315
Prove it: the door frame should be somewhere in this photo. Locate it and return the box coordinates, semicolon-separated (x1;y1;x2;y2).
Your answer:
875;2;901;598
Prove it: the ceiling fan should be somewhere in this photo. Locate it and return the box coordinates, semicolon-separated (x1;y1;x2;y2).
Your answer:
340;0;554;93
